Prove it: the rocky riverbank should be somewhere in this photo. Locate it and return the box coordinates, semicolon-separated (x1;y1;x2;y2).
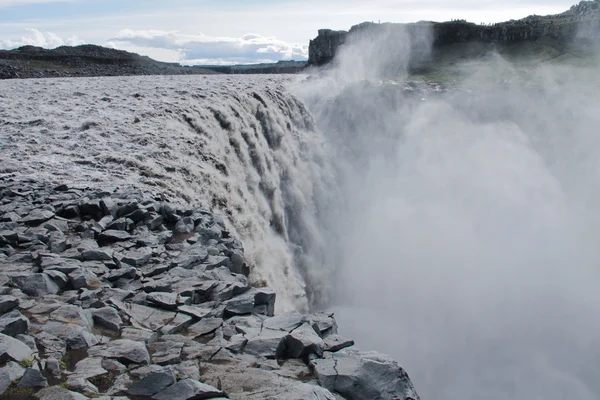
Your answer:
0;176;420;400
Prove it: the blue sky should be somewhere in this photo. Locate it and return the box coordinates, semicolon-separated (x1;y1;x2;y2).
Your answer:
0;0;578;64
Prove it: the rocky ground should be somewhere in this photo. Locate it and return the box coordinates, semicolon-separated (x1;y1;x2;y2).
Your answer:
0;176;420;400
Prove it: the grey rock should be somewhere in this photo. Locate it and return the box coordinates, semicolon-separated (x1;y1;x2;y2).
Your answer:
307;312;338;338
68;268;100;290
0;295;18;314
253;288;275;317
106;217;133;232
188;318;223;337
151;341;183;365
82;249;113;261
44;270;68;289
178;305;212;320
0;369;10;396
323;334;354;352
18;368;48;388
0;332;34;362
21;209;55;226
20;273;60;297
245;328;287;359
171;244;208;269
66;376;99;394
121;247;153;267
120;327;157;344
204;255;231;270
111;299;190;333
34;386;90;400
147;292;178;310
263;311;305;332
97;230;131;244
225;334;247;354
223;292;255;317
35;331;66;359
89;339;150;365
3;361;26;381
73;357;108;379
92;307;123;332
107;267;137;282
312;349;420;400
152;378;223;400
160;313;193;335
49;304;93;330
229;249;249;276
285;322;324;359
44;357;61;378
0;310;29;337
16;334;37;352
174;217;195;234
141;263;169;278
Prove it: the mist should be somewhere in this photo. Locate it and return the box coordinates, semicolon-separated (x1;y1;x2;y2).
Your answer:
293;23;600;399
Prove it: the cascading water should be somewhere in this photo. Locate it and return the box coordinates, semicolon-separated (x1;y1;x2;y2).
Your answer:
0;75;335;313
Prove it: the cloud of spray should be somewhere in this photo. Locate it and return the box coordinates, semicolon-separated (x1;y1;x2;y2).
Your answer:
294;22;600;400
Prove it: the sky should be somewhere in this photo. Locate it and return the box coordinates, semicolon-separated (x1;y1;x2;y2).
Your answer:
0;0;580;65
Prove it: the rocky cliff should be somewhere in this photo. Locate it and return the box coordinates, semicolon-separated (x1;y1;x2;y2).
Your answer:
308;0;600;66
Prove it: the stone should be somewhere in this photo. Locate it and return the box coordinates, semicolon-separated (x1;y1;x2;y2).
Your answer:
97;230;131;245
34;386;90;400
111;299;183;332
311;349;420;400
187;318;223;338
73;357;108;380
171;244;208;269
0;295;18;314
44;270;68;289
245;329;287;359
20;273;60;297
21;209;55;226
178;305;212;320
204;255;231;270
225;334;247;354
68;268;100;290
49;305;93;330
174;217;195;234
151;341;183;365
3;361;26;381
82;249;113;262
66;376;99;394
121;247;153;267
323;334;355;352
223;292;255;317
263;311;305;332
152;378;223;400
89;339;150;365
147;292;178;311
160;313;193;335
229;249;249;276
121;327;157;344
44;357;61;378
92;307;123;332
253;288;275;317
0;369;10;396
35;331;66;359
0;310;29;337
0;332;34;362
141;263;169;278
107;267;137;282
307;312;338;338
18;368;49;388
285;323;324;359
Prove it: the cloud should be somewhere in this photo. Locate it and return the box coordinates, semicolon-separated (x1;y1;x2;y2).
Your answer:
0;28;84;49
107;29;308;65
0;0;74;7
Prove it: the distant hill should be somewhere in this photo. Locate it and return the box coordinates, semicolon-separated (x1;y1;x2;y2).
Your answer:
0;44;307;79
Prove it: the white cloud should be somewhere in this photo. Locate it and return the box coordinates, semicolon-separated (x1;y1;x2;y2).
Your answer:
0;0;74;8
108;29;308;65
0;28;84;49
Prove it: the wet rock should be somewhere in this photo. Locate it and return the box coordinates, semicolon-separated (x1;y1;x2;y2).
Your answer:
307;312;338;338
311;349;420;400
0;310;29;337
152;378;223;400
18;368;49;388
92;307;123;332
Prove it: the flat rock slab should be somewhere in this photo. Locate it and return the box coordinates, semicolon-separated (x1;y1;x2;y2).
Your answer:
152;378;223;400
98;230;132;244
187;318;223;337
312;349;420;400
18;367;49;388
245;328;287;359
0;295;18;314
111;299;186;332
34;386;90;399
89;339;150;365
0;310;29;337
92;307;123;332
147;292;178;311
323;334;354;353
262;311;305;332
21;209;55;226
128;368;176;396
0;332;34;362
285;322;324;359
